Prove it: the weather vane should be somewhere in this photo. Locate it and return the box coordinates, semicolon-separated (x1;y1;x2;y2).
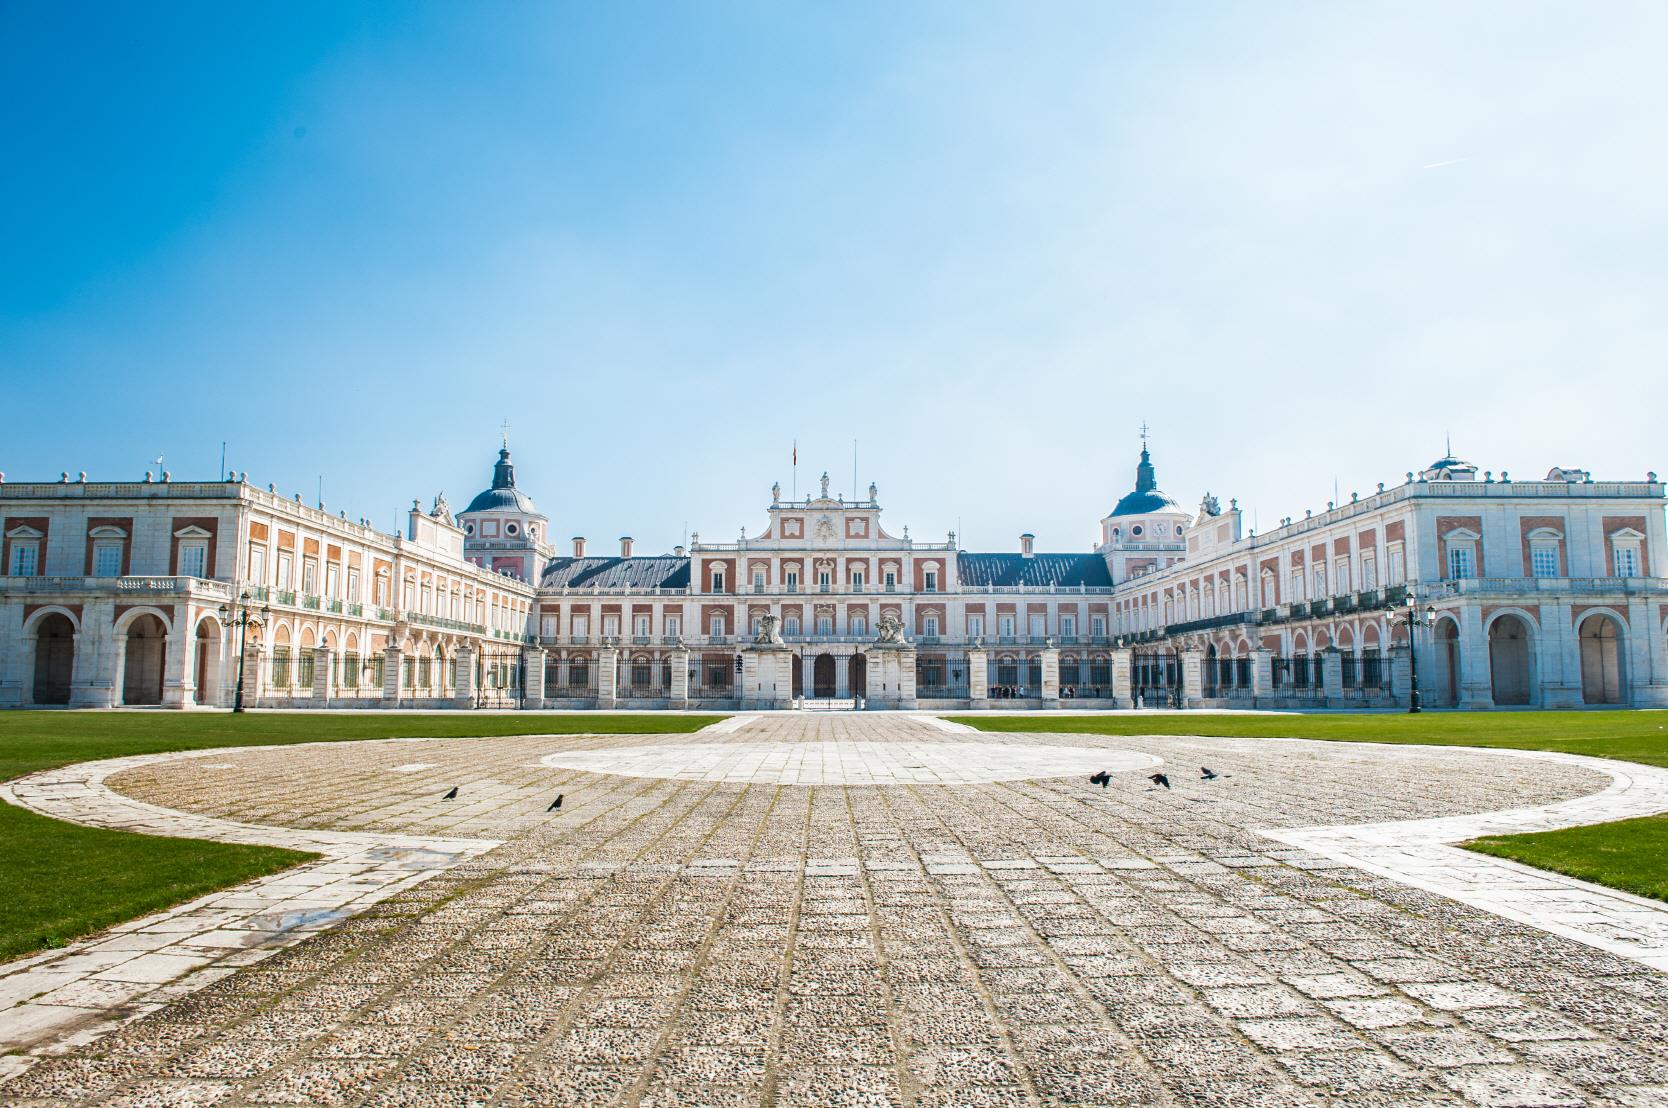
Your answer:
500;419;511;449
1139;421;1149;443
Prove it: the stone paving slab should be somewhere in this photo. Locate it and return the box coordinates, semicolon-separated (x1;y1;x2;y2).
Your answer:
0;743;501;1083
1259;741;1668;972
3;714;1668;1106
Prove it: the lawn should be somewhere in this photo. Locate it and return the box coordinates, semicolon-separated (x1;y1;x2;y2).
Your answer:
949;710;1668;902
0;711;722;961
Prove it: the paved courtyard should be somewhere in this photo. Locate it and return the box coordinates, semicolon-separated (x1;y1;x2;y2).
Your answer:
6;713;1668;1106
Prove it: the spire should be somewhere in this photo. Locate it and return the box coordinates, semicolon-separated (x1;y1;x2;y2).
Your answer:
1134;443;1156;494
492;445;516;490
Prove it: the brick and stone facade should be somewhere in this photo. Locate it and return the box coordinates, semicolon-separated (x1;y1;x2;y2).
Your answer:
3;444;1665;710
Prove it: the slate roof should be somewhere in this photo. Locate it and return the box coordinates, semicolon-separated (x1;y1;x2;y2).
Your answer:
956;553;1112;588
540;556;691;590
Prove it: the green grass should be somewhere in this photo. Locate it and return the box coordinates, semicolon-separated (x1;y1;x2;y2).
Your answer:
950;710;1668;902
1466;815;1668;903
0;711;722;961
945;710;1668;769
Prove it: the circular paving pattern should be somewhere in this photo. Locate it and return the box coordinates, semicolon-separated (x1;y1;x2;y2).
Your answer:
538;740;1159;785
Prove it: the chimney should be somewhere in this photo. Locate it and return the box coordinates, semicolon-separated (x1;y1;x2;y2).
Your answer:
673;545;686;557
1020;533;1035;558
572;536;586;558
620;536;634;558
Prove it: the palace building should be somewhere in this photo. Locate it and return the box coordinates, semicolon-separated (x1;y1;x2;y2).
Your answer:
2;442;1665;711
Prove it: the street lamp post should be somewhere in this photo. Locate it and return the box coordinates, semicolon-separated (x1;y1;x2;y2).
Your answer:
217;590;271;713
1389;590;1437;713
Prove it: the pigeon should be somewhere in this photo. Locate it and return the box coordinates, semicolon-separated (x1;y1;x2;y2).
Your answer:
547;794;564;812
1200;767;1218;781
1088;771;1109;787
1148;773;1171;790
442;786;459;800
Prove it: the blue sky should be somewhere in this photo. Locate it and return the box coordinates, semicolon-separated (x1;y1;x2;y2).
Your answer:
4;2;1665;554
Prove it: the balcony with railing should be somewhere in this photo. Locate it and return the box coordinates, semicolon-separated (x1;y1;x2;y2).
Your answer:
0;575;235;599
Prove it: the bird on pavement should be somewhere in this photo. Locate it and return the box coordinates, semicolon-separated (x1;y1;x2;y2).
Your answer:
1148;773;1171;790
547;794;564;812
1200;767;1219;781
1089;771;1109;787
442;786;459;800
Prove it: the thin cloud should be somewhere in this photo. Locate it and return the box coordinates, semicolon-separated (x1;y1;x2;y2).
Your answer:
1421;156;1475;170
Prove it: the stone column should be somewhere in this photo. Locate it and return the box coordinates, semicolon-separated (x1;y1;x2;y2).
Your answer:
800;653;814;705
1320;646;1344;706
897;645;918;709
1538;601;1582;708
523;646;546;706
161;622;191;709
1628;597;1668;707
670;646;690;709
967;646;989;705
1110;649;1133;709
1249;649;1274;702
1180;647;1205;709
241;643;264;708
1456;603;1494;709
596;645;618;709
453;644;476;707
311;647;333;704
1390;645;1412;709
1040;646;1060;705
72;598;119;708
382;646;403;707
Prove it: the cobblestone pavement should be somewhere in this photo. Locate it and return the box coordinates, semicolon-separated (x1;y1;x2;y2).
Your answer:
6;714;1668;1106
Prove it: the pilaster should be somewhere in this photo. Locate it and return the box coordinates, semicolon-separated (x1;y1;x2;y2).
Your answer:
597;646;618;709
311;647;332;703
1110;649;1133;709
1040;647;1060;704
1320;646;1344;706
967;647;989;704
522;647;546;705
453;644;476;708
670;647;690;709
382;646;403;707
1180;647;1204;709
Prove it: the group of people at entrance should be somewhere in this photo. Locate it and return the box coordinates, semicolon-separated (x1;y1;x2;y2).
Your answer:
991;685;1030;699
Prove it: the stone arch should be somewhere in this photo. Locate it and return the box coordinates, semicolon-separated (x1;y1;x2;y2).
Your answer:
192;614;224;707
1432;615;1462;708
1486;610;1535;707
121;612;168;705
1578;611;1627;705
30;610;77;705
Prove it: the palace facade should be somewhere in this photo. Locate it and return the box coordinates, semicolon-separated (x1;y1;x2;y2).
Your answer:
2;443;1665;711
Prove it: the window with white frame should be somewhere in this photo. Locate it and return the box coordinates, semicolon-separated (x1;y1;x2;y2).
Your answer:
346;568;359;602
178;541;207;579
752;569;765;590
1612;531;1643;578
999;615;1016;637
1360;553;1377;591
710;568;725;592
1386;542;1406;585
250;545;266;585
783;615;801;636
1529;531;1561;578
401;581;414;609
302;558;317;595
634;615;650;636
851;570;865;589
602;615;620;637
1445;532;1478;579
1312;565;1327;599
969;614;985;638
1290;570;1305;602
923;569;938;592
923;615;940;636
816;615;833;636
277;551;293;588
784;569;799;590
883;570;897;588
709;614;724;637
9;537;40;576
1334;557;1350;594
373;574;388;606
541;615;556;638
1090;615;1105;637
1061;614;1077;637
1261;572;1275;607
818;570;831;589
572;614;589;637
93;540;122;577
851;613;868;635
325;564;339;597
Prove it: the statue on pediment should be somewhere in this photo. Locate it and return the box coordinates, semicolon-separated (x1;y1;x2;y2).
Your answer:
431;492;454;525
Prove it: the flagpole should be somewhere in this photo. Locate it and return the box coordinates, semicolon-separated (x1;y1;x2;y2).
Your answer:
792;440;797;501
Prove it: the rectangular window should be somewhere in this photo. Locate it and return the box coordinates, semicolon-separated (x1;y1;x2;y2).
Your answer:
709;615;724;637
572;615;589;637
1060;615;1076;637
602;615;620;637
1261;575;1276;607
1090;616;1105;637
634;615;650;636
816;616;833;636
10;543;38;576
753;570;765;590
179;542;207;578
1334;558;1349;594
1615;546;1640;578
711;569;725;592
325;565;339;597
249;546;266;585
923;615;939;636
968;614;984;638
850;614;868;635
1290;570;1304;602
783;616;800;636
302;558;317;594
1531;545;1559;578
665;615;681;637
1447;545;1475;580
818;570;831;589
884;571;897;588
541;616;557;639
851;571;865;589
1386;544;1406;585
94;542;122;577
785;571;798;591
277;552;293;588
347;569;359;602
999;615;1015;637
1312;567;1326;599
923;571;938;592
1360;554;1377;591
